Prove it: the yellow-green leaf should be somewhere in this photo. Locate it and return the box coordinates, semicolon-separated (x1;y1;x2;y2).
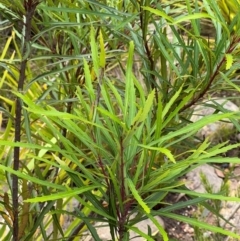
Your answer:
90;25;99;77
25;186;99;203
142;6;174;23
127;178;150;214
99;30;106;68
83;58;95;102
138;145;175;163
225;54;233;70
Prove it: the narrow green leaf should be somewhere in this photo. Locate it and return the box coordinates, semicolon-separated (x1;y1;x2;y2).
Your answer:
155;97;163;139
76;211;102;241
25;186;99;203
139;145;175;163
162;84;183;119
135;89;155;124
220;71;240;91
90;25;99;77
143;170;171;191
161;212;240;239
162;86;197;128
127;226;155;241
173;13;212;24
133;150;145;185
168;188;240;202
146;213;168;241
100;83;115;114
99;29;106;68
151;112;239;146
127;178;150;214
200;157;240;165
97;107;125;126
83;58;95;103
142;6;174;23
106;80;124;112
225;53;233;70
23;202;55;241
76;86;91;117
197;143;240;160
124;41;135;125
0;164;66;191
40;6;128;19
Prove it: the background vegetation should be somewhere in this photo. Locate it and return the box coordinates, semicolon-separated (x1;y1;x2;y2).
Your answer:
0;0;240;240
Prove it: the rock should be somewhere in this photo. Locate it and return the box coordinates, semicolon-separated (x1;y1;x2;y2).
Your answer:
185;165;240;235
186;98;240;237
191;99;239;141
185;164;223;193
219;179;240;231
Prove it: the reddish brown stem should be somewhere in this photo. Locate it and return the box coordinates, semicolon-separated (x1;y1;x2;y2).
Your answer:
118;136;126;240
180;36;240;112
13;1;39;240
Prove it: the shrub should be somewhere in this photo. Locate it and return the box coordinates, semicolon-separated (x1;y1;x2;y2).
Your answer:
0;0;240;240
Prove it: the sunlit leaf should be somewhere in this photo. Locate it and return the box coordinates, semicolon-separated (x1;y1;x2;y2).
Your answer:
25;186;99;203
127;178;150;214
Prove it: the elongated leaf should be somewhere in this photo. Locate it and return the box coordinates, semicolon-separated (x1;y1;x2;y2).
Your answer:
0;164;66;191
76;211;102;241
124;41;135;125
173;13;212;24
24;202;55;241
127;226;155;241
162;87;197;128
142;170;172;191
167;188;240;202
99;30;106;68
40;6;128;18
161;212;240;239
151;112;239;146
90;25;99;78
132;89;155;125
146;213;168;241
162;84;183;119
83;58;95;103
200;157;240;165
139;145;175;163
106;79;124;111
142;6;174;23
225;53;233;70
196;143;240;160
127;178;150;214
25;186;99;203
220;71;240;91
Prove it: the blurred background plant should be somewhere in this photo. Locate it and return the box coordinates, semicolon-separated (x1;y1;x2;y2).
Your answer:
0;0;240;240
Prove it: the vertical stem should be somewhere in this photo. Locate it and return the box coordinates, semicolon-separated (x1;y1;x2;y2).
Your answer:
13;100;21;241
118;136;127;241
12;1;38;240
139;0;158;103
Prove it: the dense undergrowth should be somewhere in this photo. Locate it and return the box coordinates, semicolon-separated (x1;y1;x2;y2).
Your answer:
0;0;240;240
